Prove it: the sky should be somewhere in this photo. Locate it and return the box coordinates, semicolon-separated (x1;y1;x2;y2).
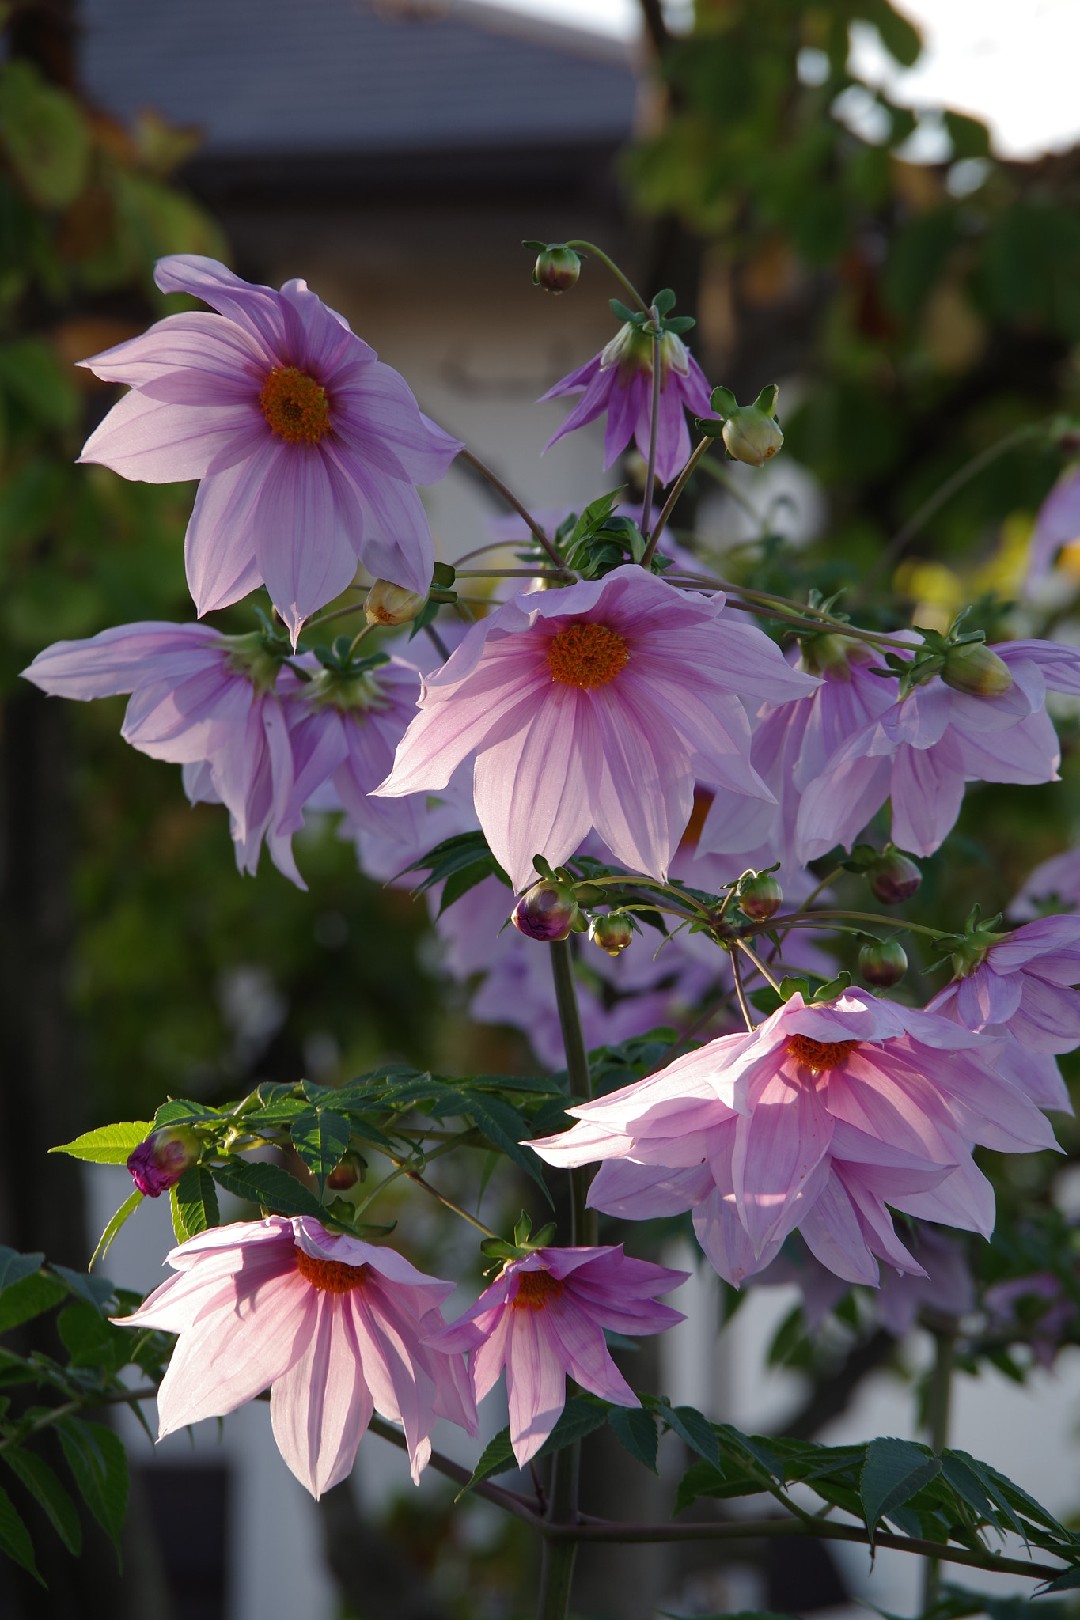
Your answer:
484;0;1080;160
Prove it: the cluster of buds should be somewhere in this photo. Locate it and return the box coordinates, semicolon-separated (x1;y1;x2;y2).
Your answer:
511;874;636;958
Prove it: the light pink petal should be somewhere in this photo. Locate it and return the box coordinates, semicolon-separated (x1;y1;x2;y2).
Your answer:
733;1065;834;1254
252;448;363;643
155;1272;313;1438
505;1308;567;1466
797;1174;882;1286
153;255;293;359
693;1185;785;1286
184;454;274;615
80;311;267;394
543;1299;638;1406
79;386;255;483
349;1284;433;1481
270;1293;374;1497
889;740;966;856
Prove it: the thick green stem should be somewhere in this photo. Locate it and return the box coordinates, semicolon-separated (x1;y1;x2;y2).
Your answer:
549;938;595;1246
458;447;569;574
537;1447;581;1620
640;318;663;533
922;1324;956;1611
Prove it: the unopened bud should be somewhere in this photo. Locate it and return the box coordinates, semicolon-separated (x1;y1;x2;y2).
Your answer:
512;880;579;943
738;872;783;921
127;1126;201;1198
868;850;922;905
364;579;428;627
713;384;783;467
533;245;582;294
588;911;634;957
327;1151;366;1191
858;938;908;987
941;641;1014;698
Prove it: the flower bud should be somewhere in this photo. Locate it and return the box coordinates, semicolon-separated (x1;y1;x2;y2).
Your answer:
858;938;908;987
327;1151;366;1191
532;245;581;294
940;641;1014;697
127;1126;201;1197
588;911;634;957
364;579;427;627
738;873;783;921
511;880;580;943
714;385;783;467
868;850;921;905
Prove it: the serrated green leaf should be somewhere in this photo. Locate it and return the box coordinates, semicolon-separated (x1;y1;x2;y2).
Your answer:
170;1165;219;1241
55;1419;127;1555
56;1302;127;1371
3;1447;81;1556
289;1107;352;1183
151;1099;221;1130
210;1160;326;1220
0;1273;68;1334
49;1267;118;1313
90;1191;143;1268
0;1247;44;1295
1037;1565;1080;1594
458;1093;553;1206
456;1426;515;1498
608;1406;658;1472
663;1404;719;1467
860;1436;940;1543
49;1122;152;1165
0;1480;41;1581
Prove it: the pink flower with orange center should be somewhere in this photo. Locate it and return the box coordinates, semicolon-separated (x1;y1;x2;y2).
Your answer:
376;566;818;890
437;1246;686;1465
115;1216;477;1498
78;255;461;642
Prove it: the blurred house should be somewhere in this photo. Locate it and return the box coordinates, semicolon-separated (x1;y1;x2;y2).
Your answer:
81;0;644;568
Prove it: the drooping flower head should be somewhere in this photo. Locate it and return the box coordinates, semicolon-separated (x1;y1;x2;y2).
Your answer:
22;621;308;884
376;565;818;890
528;990;1059;1289
115;1217;477;1498
796;639;1080;862
541;323;712;487
928;914;1080;1112
77;255;461;641
437;1246;686;1465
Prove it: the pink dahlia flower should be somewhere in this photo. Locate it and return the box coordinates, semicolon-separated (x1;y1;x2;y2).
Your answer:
928;915;1080;1113
528;990;1059;1288
437;1246;686;1465
795;640;1080;861
115;1216;477;1498
22;621;307;883
1026;465;1080;590
541;324;712;487
375;565;817;890
78;255;461;642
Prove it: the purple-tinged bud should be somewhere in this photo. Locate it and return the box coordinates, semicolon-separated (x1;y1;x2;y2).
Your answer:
127;1126;201;1197
511;880;579;943
327;1151;366;1191
941;641;1014;697
364;579;427;627
532;245;582;294
858;938;908;987
588;911;634;957
868;850;922;905
739;872;783;921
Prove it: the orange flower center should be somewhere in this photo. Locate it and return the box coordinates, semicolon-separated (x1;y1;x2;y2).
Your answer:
259;365;332;445
546;622;629;689
510;1270;565;1310
294;1249;369;1293
785;1035;859;1073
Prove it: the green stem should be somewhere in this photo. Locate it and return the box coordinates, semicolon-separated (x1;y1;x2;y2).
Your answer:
757;909;947;942
537;1448;581;1620
642;435;712;566
458;447;570;575
549;938;595;1247
735;937;784;994
730;947;757;1032
565;240;649;312
454;568;565;580
697;452;766;526
640;316;663;533
866;421;1043;589
922;1324;957;1612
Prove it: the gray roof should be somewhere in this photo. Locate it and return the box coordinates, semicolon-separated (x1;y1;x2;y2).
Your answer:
80;0;638;158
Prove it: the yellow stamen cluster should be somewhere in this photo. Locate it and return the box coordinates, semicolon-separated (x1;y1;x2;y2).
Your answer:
546;621;629;689
785;1035;859;1073
259;365;332;445
510;1270;565;1310
295;1249;369;1294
